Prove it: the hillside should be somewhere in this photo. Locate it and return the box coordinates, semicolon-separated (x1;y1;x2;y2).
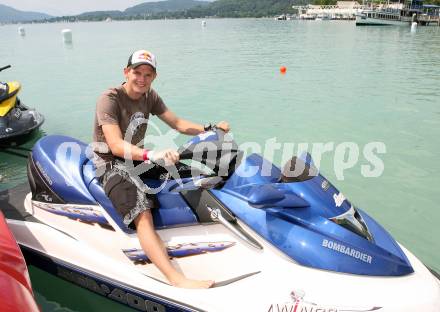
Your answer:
124;0;209;15
76;10;124;19
13;0;303;23
184;0;297;18
53;0;210;22
0;4;52;23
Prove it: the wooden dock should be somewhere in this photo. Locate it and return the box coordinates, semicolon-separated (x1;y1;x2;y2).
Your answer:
417;14;440;26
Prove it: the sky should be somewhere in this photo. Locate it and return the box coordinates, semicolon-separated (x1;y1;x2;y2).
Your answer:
0;0;157;16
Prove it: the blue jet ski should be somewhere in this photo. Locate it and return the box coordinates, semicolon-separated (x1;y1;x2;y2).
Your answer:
2;129;439;311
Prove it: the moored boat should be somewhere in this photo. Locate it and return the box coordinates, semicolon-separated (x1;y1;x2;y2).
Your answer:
356;8;408;25
355;0;439;26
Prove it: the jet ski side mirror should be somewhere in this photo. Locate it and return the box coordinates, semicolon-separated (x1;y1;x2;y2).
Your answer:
0;65;11;73
280;155;318;183
227;184;310;209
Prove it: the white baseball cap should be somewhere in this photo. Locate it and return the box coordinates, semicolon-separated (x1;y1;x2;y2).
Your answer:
127;50;157;70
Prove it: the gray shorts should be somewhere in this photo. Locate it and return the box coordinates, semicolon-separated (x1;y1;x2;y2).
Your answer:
101;160;165;229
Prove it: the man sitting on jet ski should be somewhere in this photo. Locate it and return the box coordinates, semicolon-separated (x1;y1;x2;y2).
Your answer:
92;50;229;289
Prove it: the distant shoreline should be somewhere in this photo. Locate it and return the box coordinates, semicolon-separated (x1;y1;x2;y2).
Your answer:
2;16;291;25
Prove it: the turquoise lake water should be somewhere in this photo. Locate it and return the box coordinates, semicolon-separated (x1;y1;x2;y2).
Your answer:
0;19;439;311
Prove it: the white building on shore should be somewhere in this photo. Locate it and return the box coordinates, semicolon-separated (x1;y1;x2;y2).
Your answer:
293;1;364;20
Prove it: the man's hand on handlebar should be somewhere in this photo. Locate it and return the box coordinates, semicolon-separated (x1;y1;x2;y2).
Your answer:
147;149;179;166
215;121;230;133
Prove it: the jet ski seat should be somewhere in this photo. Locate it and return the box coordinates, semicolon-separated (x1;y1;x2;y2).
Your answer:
0;82;19;103
31;135;198;234
84;160;198;233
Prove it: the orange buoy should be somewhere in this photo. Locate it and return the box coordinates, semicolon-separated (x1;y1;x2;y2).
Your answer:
280;66;287;74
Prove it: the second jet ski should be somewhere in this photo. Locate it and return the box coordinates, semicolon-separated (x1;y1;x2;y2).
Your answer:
0;65;44;145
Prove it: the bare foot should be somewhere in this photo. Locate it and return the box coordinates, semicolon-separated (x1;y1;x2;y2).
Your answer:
170;276;214;289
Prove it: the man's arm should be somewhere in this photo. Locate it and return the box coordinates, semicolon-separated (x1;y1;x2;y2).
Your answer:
158;110;204;135
158;109;230;135
102;124;145;160
102;124;179;164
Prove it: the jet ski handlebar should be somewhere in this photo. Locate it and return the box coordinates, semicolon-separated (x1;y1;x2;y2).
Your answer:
0;65;11;72
177;127;232;160
174;128;239;177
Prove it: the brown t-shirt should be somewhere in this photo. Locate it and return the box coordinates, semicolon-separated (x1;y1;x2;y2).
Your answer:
92;85;167;165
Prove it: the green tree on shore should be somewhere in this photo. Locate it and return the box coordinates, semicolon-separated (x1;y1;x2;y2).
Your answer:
312;0;337;5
